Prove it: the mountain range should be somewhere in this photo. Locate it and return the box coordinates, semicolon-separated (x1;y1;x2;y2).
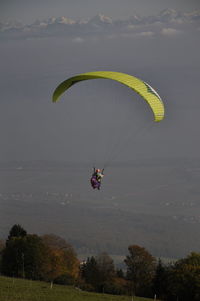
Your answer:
1;9;200;40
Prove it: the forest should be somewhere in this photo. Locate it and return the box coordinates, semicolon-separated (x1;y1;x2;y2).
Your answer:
0;224;199;301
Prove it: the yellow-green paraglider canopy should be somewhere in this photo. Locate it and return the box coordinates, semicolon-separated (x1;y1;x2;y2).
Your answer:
52;71;164;122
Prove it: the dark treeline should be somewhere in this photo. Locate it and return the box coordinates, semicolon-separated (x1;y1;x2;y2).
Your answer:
0;225;199;301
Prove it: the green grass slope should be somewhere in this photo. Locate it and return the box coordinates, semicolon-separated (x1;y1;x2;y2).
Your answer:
0;276;155;301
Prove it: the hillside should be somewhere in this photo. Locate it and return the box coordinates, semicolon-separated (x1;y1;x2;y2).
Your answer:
0;276;155;301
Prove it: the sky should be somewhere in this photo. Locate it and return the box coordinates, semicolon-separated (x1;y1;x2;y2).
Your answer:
1;0;200;163
1;0;200;22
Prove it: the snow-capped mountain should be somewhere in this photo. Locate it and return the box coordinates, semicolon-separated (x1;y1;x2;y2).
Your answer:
87;14;113;26
0;9;199;40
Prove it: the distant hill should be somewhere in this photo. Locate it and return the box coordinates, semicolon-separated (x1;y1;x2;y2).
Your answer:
0;158;200;259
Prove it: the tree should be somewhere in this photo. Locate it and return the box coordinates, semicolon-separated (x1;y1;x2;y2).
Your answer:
165;252;200;301
96;252;116;292
0;239;5;273
0;240;5;252
41;234;79;285
81;253;116;292
1;234;49;279
116;268;124;278
153;258;168;299
124;245;156;297
2;225;28;277
7;224;27;242
81;256;99;290
42;234;70;250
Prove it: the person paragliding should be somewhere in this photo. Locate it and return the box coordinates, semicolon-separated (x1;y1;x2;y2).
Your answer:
90;167;104;190
52;71;165;190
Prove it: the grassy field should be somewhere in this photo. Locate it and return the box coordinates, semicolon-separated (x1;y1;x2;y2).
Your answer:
0;276;155;301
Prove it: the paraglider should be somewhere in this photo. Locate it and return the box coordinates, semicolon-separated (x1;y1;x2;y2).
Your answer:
90;168;104;190
52;71;164;122
52;71;165;190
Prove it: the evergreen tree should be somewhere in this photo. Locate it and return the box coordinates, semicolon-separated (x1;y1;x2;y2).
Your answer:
7;224;27;242
81;253;116;293
1;234;50;279
153;258;168;299
116;268;124;278
81;256;99;289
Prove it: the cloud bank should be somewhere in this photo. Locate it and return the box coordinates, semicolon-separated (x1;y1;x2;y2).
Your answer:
161;27;182;36
0;9;200;40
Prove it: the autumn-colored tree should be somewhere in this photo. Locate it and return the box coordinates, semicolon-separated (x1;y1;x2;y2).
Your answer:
111;276;129;295
124;245;156;297
42;234;79;285
42;234;69;250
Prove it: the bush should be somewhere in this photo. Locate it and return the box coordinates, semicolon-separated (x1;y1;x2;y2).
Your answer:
54;273;76;285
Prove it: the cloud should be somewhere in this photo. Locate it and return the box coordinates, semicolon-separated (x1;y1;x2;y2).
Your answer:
72;37;84;43
135;31;154;37
0;9;199;41
119;31;154;39
161;27;182;36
